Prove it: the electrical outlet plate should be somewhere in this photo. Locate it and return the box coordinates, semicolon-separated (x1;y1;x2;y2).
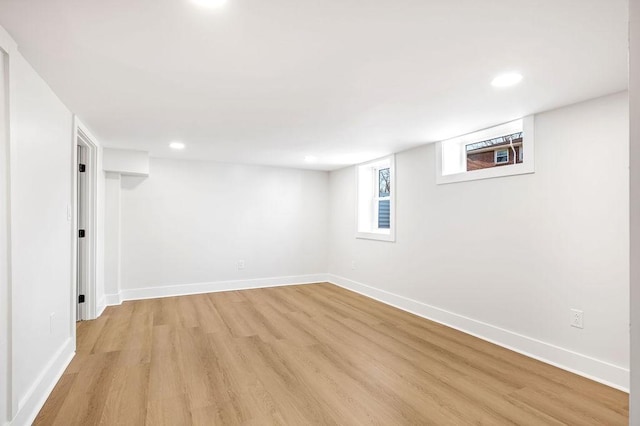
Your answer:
570;309;584;329
237;260;245;270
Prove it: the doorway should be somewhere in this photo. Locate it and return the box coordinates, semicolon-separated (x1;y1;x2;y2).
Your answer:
76;143;87;321
74;125;97;322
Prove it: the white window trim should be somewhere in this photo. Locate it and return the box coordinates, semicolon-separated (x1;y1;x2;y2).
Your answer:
436;116;535;185
495;148;509;164
355;155;396;242
519;145;524;162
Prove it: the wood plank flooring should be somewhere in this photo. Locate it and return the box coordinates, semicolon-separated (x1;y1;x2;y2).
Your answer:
35;283;629;425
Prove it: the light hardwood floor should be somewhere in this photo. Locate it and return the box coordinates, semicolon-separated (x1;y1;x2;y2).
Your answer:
35;283;628;425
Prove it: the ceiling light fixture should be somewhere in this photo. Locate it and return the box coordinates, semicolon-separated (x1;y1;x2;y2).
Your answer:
304;155;318;163
169;141;186;150
191;0;228;9
491;72;523;88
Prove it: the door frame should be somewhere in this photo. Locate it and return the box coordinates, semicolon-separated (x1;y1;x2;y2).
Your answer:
72;117;98;324
0;33;14;424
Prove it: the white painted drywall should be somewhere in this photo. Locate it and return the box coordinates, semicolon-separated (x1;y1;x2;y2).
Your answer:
9;47;74;421
118;159;329;292
104;172;121;302
0;42;10;426
328;92;630;388
95;152;106;315
103;148;149;176
630;0;640;421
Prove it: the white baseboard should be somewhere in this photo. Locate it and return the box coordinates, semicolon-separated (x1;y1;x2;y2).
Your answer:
104;292;122;307
105;274;329;306
10;338;74;426
328;274;630;392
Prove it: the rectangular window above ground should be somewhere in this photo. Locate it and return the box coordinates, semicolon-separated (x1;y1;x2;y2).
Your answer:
356;155;395;242
436;116;535;184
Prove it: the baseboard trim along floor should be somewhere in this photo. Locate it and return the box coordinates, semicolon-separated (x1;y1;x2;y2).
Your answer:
104;274;329;305
327;274;629;392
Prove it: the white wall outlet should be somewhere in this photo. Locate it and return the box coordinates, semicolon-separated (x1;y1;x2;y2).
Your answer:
570;309;584;329
351;260;356;270
66;205;72;221
49;312;56;334
237;260;246;270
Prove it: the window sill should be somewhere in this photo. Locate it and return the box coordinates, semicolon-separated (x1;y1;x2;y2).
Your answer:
356;230;395;242
436;161;534;185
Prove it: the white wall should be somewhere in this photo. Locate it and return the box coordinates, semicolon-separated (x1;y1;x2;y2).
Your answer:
95;160;106;315
0;24;106;425
630;0;640;421
115;159;328;297
0;40;11;426
8;46;75;424
103;148;149;176
104;172;121;302
328;92;630;389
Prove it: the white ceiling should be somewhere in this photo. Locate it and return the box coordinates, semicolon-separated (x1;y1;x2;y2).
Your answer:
0;0;628;170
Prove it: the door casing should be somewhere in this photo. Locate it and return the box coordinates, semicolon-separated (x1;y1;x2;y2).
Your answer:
72;120;98;325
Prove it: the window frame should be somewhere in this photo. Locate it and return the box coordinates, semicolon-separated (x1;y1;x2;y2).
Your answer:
355;155;396;242
435;116;535;185
519;145;524;162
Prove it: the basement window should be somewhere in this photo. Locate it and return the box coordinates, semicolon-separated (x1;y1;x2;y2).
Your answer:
356;155;395;242
436;117;534;184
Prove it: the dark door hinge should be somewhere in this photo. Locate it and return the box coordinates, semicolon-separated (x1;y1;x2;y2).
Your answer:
78;294;85;303
78;229;85;238
79;164;86;173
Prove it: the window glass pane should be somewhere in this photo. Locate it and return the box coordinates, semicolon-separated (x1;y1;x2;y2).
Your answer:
466;132;521;170
465;131;522;152
378;168;390;197
378;200;390;229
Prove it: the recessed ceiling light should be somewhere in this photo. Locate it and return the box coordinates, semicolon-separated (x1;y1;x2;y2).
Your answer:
304;155;318;163
191;0;228;9
491;72;523;88
169;141;185;150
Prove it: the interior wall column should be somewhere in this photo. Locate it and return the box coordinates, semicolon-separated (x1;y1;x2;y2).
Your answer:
104;172;122;304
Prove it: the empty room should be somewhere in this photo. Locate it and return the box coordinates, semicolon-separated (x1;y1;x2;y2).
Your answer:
1;0;640;425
